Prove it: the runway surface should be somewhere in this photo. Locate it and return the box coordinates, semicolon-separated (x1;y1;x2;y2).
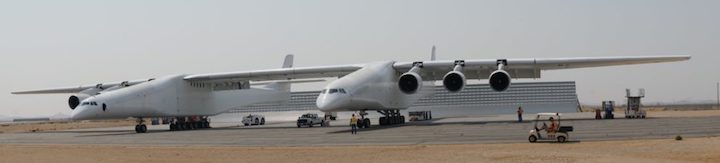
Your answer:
0;113;719;147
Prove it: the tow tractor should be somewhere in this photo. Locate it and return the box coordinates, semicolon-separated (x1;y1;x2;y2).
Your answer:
528;113;574;143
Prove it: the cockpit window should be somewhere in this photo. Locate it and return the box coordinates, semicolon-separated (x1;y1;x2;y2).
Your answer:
322;88;347;94
81;102;99;106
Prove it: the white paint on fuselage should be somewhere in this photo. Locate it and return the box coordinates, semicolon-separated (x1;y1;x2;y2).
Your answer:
316;61;434;112
71;74;289;120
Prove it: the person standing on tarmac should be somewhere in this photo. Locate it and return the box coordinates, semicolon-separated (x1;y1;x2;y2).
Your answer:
517;106;524;122
350;114;358;135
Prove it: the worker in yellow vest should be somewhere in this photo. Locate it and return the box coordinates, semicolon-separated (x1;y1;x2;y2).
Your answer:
350;114;358;135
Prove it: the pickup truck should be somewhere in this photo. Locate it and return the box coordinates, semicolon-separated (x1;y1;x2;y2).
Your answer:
296;113;325;128
242;114;265;126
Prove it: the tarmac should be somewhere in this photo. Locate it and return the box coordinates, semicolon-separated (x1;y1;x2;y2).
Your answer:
0;112;719;147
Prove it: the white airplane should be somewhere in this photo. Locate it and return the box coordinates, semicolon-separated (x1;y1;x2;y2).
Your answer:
12;55;317;133
185;51;689;128
13;49;690;133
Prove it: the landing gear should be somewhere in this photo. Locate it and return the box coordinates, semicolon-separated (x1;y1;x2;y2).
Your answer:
135;118;147;133
356;110;371;128
378;109;405;126
169;116;211;131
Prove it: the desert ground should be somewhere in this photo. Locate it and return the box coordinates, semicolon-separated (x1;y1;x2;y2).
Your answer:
0;137;718;163
0;109;719;163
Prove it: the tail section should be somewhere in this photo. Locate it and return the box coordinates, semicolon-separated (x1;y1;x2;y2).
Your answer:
282;54;294;68
263;54;295;91
431;45;437;61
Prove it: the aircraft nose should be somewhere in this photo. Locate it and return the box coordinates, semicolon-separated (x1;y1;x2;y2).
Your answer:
316;95;349;111
71;106;93;120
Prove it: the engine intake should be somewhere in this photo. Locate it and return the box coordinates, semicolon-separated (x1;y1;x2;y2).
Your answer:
443;71;466;92
398;72;423;94
68;94;90;110
489;70;511;92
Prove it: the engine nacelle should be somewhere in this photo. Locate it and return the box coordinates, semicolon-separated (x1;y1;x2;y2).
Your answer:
489;70;511;92
68;87;103;110
443;71;466;92
398;72;423;94
68;94;90;110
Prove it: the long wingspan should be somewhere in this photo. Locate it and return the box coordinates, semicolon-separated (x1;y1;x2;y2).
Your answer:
393;55;690;80
11;79;150;94
12;55;689;94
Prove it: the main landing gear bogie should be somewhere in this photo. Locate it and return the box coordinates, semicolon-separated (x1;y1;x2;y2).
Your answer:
378;109;405;126
168;116;211;132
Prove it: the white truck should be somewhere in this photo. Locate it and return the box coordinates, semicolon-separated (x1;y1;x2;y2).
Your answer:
242;114;265;126
296;113;325;128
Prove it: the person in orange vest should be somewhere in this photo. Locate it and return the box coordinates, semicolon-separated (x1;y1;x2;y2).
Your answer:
350;114;358;135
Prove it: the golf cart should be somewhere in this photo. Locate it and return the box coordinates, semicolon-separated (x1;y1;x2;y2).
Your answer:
528;113;573;143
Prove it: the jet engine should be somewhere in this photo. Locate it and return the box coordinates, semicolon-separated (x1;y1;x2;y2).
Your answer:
68;87;103;110
443;60;467;92
489;70;511;92
443;71;466;92
398;72;423;94
68;94;90;110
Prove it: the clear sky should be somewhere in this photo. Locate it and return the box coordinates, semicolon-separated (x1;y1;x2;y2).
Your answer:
1;0;718;117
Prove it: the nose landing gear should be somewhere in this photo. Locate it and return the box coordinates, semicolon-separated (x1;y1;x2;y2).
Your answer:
135;118;147;133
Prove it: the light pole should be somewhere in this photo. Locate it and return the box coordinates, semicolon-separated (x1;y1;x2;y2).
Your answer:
717;82;719;108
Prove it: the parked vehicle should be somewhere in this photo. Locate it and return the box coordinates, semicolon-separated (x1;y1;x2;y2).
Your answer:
242;114;265;126
528;113;573;143
297;113;325;128
409;111;432;121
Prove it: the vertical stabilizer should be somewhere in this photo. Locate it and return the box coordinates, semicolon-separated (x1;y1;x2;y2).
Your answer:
283;54;294;68
431;45;437;61
264;54;294;91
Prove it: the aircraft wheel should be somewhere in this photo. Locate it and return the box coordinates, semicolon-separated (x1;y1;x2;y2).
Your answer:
136;124;147;133
261;118;265;125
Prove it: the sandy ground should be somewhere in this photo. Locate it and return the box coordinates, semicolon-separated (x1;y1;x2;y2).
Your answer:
0;136;718;163
0;119;135;134
1;110;719;162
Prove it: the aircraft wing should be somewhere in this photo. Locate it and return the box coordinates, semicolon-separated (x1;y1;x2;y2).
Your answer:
12;55;689;94
393;55;691;80
184;65;363;82
11;79;150;94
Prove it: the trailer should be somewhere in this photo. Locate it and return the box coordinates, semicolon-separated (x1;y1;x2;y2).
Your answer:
408;111;432;121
